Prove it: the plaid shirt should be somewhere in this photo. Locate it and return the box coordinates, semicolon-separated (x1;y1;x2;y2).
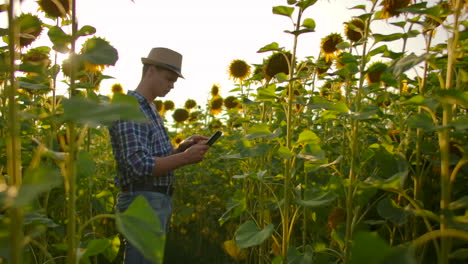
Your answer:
109;90;174;188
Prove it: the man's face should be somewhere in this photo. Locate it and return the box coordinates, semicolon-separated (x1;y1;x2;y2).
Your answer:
149;66;179;97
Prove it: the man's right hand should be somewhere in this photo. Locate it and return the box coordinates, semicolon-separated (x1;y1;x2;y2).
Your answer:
183;142;210;164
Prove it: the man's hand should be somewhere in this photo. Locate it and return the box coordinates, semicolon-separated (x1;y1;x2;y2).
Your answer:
183;143;210;164
177;135;209;152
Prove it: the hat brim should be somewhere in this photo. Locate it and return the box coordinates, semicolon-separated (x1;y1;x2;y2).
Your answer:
141;58;184;78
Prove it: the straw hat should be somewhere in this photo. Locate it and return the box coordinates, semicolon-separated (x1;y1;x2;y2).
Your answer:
141;47;184;78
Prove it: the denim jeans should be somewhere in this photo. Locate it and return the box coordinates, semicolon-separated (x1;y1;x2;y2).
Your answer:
116;191;172;264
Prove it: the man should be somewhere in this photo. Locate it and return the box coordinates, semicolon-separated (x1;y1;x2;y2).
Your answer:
109;47;209;263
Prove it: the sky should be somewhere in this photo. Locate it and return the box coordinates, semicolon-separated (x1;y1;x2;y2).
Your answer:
4;0;447;108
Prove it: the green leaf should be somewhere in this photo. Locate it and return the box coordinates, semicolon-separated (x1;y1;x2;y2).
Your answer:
406;113;435;131
296;189;336;208
301;18;315;31
47;26;71;51
296;0;317;10
62;96;145;127
272;6;294;18
81;238;111;260
377;197;411;225
349;4;366;10
449;196;468;210
277;146;294;159
80;38;118;66
115;196;165;263
24;212;58;228
450;248;468;260
235;220;274;248
388;53;432;77
245;124;272;140
15;166;62;208
373;33;405;43
435;90;468;107
297;130;320;144
368;45;388;56
18;80;50;90
351;232;416;264
78;25;96;37
257;42;281;53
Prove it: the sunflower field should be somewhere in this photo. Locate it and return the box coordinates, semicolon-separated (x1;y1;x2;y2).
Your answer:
0;0;467;263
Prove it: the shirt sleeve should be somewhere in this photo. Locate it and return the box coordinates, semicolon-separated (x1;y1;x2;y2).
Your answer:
113;120;155;180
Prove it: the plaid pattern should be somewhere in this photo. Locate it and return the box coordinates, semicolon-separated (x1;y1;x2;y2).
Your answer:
109;90;174;188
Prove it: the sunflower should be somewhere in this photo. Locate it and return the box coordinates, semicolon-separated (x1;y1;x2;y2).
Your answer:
345;18;365;42
381;0;412;19
224;95;240;109
228;59;251;81
80;37;110;74
22;46;51;75
173;135;183;146
172;108;189;123
184;99;197;110
18;13;43;47
111;83;124;94
211;84;220;97
264;52;292;81
163;100;175;111
366;62;388;85
61;55;85;78
315;57;332;76
38;0;70;18
321;33;343;62
210;97;224;115
209;119;223;130
154;100;164;112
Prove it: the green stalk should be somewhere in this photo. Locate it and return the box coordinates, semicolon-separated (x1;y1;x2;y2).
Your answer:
6;1;23;263
343;2;377;263
66;1;78;263
438;1;462;263
282;8;302;263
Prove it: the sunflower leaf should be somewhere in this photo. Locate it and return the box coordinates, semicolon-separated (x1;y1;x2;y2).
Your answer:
272;6;294;18
257;42;281;53
48;26;71;46
301;18;316;31
296;0;318;10
78;25;96;37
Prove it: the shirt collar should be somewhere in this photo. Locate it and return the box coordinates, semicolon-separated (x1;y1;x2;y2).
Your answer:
128;90;149;105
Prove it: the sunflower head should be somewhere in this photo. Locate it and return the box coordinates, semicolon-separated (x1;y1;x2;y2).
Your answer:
183;99;197;110
264;52;292;80
22;46;51;73
38;0;70;18
211;84;220;97
154;100;164;112
345;18;365;42
209;119;223;130
61;54;85;78
381;0;412;19
228;59;251;81
315;57;332;75
18;13;43;47
111;83;124;94
210;97;224;115
366;62;388;85
321;33;343;62
80;37;111;73
174;135;183;145
172;108;189;123
224;95;240;109
163;100;175;111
